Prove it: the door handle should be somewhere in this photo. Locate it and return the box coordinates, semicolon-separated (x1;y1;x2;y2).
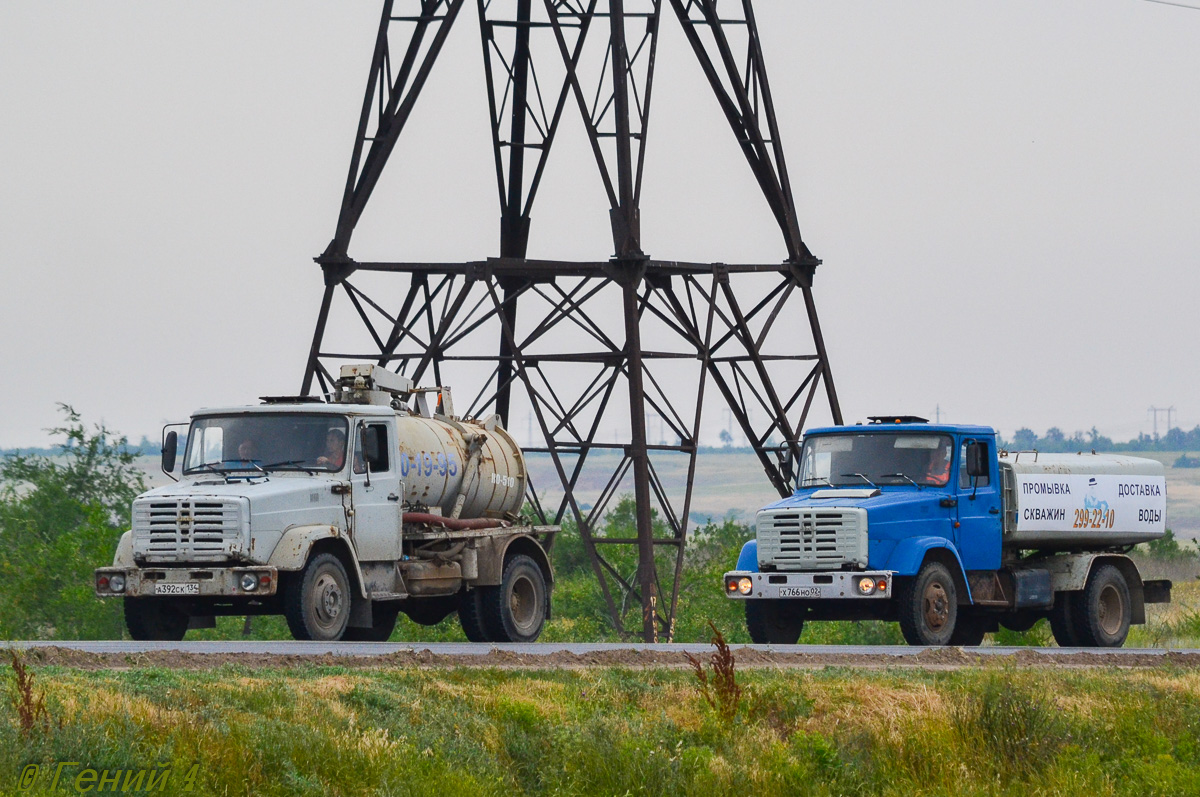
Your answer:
387;493;400;502
989;507;999;514
939;498;957;508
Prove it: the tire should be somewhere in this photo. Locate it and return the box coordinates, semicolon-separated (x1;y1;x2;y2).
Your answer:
480;555;548;643
897;562;958;646
342;602;399;642
124;598;188;641
745;600;804;644
283;553;353;641
1077;564;1131;648
458;589;492;642
401;595;459;627
949;611;988;646
1000;610;1041;633
1049;592;1084;648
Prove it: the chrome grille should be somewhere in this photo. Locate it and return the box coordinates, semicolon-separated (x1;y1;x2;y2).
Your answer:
757;508;867;570
132;498;246;562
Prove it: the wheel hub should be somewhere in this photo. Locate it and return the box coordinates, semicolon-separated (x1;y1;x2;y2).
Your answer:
509;575;537;632
923;582;949;631
314;572;343;626
1098;584;1123;636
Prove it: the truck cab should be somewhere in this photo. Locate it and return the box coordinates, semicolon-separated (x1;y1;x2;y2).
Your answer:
724;417;1171;647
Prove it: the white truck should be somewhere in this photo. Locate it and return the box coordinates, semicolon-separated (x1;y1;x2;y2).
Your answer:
95;364;556;642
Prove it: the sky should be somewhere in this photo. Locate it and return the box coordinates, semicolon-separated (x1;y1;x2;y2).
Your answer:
1;0;1198;449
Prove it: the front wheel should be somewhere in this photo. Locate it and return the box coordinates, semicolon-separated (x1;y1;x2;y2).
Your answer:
480;555;548;643
897;562;958;646
745;600;804;644
283;553;353;641
124;598;188;641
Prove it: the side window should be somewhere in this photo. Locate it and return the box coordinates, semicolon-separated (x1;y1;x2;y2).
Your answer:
355;424;390;475
959;441;990;489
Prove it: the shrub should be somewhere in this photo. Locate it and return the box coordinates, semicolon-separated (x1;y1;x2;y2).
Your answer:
0;406;144;639
951;674;1069;779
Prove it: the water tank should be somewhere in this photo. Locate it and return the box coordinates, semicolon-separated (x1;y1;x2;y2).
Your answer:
1000;453;1166;548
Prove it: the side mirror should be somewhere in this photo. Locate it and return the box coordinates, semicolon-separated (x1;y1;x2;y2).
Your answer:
162;431;178;474
966;441;988;478
362;425;383;470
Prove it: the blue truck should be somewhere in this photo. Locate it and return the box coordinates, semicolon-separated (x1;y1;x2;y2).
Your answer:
724;417;1173;647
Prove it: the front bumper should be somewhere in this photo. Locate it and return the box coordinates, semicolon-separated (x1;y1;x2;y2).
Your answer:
723;570;893;600
94;566;278;598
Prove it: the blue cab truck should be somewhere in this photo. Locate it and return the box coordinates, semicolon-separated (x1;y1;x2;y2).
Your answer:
724;417;1173;647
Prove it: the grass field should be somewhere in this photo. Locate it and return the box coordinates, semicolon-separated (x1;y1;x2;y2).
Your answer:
4;658;1200;796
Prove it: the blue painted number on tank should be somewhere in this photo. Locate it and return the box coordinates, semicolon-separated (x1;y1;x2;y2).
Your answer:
398;451;458;479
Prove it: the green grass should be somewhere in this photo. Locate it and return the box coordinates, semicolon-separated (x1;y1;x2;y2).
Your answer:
5;662;1200;795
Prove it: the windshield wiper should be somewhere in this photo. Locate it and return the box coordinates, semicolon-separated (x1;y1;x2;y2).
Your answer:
800;477;832;487
881;472;921;489
189;462;231;475
261;459;318;475
840;473;879;489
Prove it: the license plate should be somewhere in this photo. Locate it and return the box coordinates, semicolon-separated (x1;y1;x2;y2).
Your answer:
779;586;822;598
156;583;199;595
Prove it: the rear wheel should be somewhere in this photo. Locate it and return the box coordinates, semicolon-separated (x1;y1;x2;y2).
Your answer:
401;595;458;627
481;555;548;643
284;553;352;641
1077;564;1131;647
1000;610;1041;633
343;603;400;642
949;611;988;646
124;598;188;641
1049;592;1083;647
897;562;958;646
458;589;491;642
745;600;804;644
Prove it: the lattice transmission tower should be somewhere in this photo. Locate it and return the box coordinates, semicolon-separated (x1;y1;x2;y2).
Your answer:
301;0;843;642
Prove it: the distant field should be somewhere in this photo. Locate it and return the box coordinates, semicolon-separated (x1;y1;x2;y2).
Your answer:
137;449;1200;540
523;450;1200;540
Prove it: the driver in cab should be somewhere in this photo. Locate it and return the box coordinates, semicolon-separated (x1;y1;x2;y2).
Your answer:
924;441;953;486
316;428;347;469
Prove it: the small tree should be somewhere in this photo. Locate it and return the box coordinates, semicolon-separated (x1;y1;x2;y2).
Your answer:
0;406;145;639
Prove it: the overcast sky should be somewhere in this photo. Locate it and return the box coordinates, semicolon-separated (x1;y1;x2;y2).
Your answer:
1;1;1197;449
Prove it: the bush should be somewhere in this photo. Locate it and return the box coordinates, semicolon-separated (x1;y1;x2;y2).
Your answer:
1142;529;1199;562
0;406;144;639
951;674;1069;779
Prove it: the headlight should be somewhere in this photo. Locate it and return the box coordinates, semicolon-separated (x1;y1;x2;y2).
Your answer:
108;574;126;593
857;577;875;595
240;573;259;592
738;577;753;595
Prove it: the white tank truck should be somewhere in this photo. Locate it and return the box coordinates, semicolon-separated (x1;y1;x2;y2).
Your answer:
94;364;556;642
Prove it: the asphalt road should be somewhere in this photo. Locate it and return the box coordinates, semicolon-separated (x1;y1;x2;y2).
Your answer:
7;641;1195;657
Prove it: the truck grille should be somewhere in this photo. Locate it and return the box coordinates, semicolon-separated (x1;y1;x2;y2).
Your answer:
132;498;247;562
756;508;867;570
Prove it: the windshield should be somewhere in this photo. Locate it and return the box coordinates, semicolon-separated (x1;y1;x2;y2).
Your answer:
183;414;349;474
797;433;954;488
